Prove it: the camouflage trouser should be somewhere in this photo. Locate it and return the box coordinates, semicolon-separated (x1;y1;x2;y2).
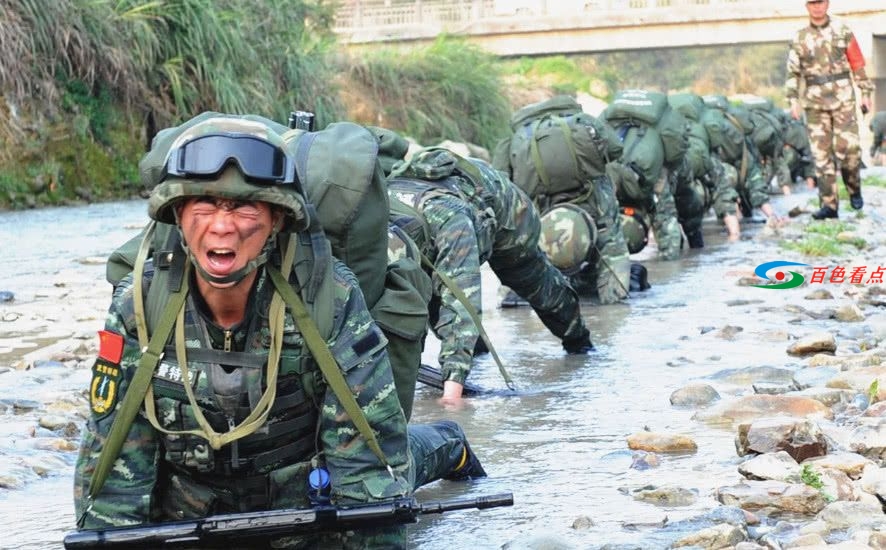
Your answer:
763;151;789;191
806;106;862;211
651;168;682;261
567;176;630;304
710;157;739;220
489;229;589;345
674;178;710;238
408;421;474;489
778;147;798;187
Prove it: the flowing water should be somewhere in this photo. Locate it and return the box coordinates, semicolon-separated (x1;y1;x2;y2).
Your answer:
0;194;803;549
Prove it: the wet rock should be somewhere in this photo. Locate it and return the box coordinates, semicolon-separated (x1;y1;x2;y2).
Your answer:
709;365;796;386
671;523;747;548
817;500;885;530
0;290;14;302
715;325;744;340
826;366;886;400
694;395;834;426
807;350;884;368
626;431;697;453
571;516;594;530
726;299;764;307
38;415;79;437
716;479;828;515
846;419;886;462
738;451;801;482
630;451;660;470
32;438;78;452
802;452;875;480
753;382;794;395
22;454;69;477
787;332;837;356
0;398;42;413
835;304;866;322
670;383;720;407
632;485;698;507
735;417;828;461
792;368;841;391
805;289;834;300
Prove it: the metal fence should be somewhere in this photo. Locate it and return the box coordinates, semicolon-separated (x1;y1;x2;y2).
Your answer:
332;0;874;37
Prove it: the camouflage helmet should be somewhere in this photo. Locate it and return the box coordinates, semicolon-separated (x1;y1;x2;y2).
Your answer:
538;204;597;274
148;115;309;232
620;207;650;254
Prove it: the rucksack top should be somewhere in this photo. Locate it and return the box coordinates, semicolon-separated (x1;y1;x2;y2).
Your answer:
509;95;583;131
741;96;775;113
668;93;707;123
503;111;623;200
701;108;745;163
604;90;689;167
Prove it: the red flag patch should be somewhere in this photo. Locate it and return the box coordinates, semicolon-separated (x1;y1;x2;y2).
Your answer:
846;36;866;72
98;330;124;364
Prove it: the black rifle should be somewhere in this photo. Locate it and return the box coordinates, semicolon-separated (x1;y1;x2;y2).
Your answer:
64;492;513;549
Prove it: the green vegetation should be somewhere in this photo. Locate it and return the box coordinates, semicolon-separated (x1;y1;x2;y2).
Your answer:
780;217;867;256
346;36;511;151
870;379;880;404
799;464;834;502
0;2;795;209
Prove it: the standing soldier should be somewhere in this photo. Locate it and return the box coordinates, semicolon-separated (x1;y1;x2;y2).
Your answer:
785;0;875;219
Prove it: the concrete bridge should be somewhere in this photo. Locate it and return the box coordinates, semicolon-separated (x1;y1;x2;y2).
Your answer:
334;0;886;108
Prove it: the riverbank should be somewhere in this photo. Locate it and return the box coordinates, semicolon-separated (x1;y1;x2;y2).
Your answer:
3;178;886;548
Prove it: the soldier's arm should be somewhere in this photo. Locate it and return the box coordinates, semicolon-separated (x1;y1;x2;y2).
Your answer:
424;199;483;387
319;261;411;504
73;277;160;528
784;37;804;117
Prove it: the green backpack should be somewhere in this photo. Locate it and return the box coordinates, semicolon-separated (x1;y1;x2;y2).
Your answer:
742;97;784;159
700;107;745;164
603;89;690;167
493;95;623;201
109;112;431;420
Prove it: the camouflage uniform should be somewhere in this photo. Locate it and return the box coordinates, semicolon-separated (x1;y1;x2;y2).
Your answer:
779;115;816;186
388;151;592;387
651;165;683;260
74;115;481;549
710;156;740;220
871;111;886;165
786;15;875;212
552;175;630;303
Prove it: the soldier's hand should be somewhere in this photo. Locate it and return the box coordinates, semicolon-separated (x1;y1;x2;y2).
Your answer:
806;177;816;190
790;103;803;121
441;380;464;401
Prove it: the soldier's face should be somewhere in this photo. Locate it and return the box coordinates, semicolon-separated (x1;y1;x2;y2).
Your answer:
806;0;828;23
178;196;277;287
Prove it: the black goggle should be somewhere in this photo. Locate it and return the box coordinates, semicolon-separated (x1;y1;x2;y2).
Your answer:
164;133;298;186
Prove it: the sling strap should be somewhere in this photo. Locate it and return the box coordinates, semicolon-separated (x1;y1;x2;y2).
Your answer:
267;265;393;472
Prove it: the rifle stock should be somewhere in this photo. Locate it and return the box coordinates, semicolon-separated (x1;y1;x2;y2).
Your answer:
64;492;514;549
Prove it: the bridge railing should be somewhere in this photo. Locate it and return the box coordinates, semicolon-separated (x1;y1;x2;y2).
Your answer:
333;0;879;42
333;0;804;37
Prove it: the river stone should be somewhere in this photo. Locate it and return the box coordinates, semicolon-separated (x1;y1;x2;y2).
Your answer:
670;383;720;407
787;332;837;356
709;365;795;386
630;451;660;470
694;394;834;426
792;367;840;390
805;289;834;300
846;419;886;461
626;431;697;453
835;304;865;323
0;398;42;413
632;485;698;506
0;291;13;302
817;501;885;530
826;366;886;401
716;479;828;514
671;523;747;549
735;417;828;461
501;534;573;550
571;515;594;530
737;451;801;482
803;452;876;480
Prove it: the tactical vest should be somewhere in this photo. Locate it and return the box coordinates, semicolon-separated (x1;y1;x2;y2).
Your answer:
387;173;498;266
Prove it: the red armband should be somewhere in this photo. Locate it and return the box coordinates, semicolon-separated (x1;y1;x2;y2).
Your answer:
846;36;865;71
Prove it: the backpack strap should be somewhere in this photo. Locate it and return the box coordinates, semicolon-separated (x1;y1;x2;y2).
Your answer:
266;265;393;472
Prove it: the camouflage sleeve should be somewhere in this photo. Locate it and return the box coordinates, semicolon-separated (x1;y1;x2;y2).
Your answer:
73;274;160;528
320;260;411;506
422;198;482;386
785;33;803;103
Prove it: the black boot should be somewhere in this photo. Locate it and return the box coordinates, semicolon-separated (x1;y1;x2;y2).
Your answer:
850;192;863;210
562;332;595;354
811;206;838;220
686;230;704;249
629;263;651;292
